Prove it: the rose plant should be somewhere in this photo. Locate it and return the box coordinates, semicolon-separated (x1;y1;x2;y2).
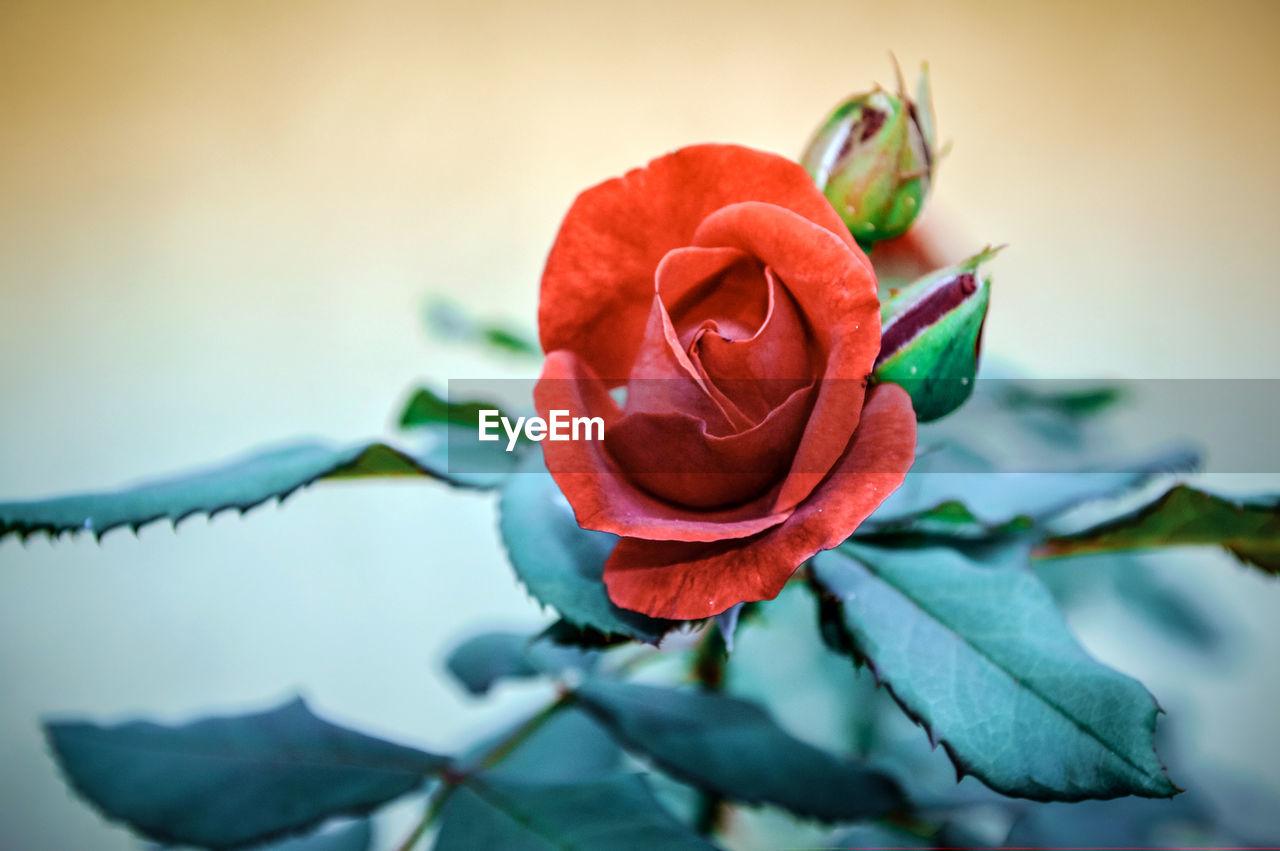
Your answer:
2;64;1278;850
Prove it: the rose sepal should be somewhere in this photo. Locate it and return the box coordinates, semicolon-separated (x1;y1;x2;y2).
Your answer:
871;246;999;422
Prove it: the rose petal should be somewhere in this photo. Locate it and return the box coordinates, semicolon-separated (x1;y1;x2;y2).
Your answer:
539;145;857;384
603;383;917;619
604;381;815;509
692;202;880;512
689;268;814;422
535;349;793;543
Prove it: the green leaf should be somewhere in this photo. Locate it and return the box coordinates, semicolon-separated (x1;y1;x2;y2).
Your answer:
1040;484;1280;573
45;698;448;849
497;451;673;643
257;820;373;851
1035;554;1222;653
872;444;1199;530
433;773;718;850
445;631;596;696
858;498;1034;542
1005;793;1216;847
999;382;1125;419
829;821;985;850
0;438;476;543
482;708;623;783
395;385;530;488
574;679;904;821
811;542;1176;801
1110;557;1223;650
538;619;636;649
426;299;540;357
397;386;509;430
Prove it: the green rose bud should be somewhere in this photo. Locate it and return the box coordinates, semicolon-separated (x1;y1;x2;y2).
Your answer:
801;62;938;245
872;247;999;422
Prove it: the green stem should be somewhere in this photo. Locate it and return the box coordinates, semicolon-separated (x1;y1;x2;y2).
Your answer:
395;782;453;851
690;626;728;836
395;690;574;850
477;691;574;771
691;623;727;692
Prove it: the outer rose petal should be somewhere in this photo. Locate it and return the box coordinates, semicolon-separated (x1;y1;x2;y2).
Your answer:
539;145;857;384
602;383;917;620
536;349;792;543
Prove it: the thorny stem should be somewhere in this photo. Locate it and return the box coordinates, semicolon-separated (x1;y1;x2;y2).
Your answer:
690;625;729;836
395;690;574;850
394;780;454;851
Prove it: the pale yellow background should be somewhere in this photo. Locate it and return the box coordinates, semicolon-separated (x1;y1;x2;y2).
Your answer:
2;1;1279;847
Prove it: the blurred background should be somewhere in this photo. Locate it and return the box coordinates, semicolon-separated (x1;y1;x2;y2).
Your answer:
2;0;1279;846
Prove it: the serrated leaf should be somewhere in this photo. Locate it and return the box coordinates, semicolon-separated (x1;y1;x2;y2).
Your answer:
432;773;718;850
45;698;448;849
811;542;1176;801
0;438;475;543
444;631;595;696
574;679;904;822
538;619;635;649
396;388;526;488
497;451;672;643
1039;484;1280;572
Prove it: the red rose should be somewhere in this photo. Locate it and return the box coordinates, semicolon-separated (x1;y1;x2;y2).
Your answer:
534;144;917;620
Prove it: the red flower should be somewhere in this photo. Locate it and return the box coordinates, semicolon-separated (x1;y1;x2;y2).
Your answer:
534;144;917;620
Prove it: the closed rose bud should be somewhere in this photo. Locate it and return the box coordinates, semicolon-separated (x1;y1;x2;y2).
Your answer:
872;247;999;422
801;63;937;245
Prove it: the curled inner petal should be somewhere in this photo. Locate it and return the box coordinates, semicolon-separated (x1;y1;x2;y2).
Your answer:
535;350;793;543
604;382;815;509
687;268;815;423
657;246;769;347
